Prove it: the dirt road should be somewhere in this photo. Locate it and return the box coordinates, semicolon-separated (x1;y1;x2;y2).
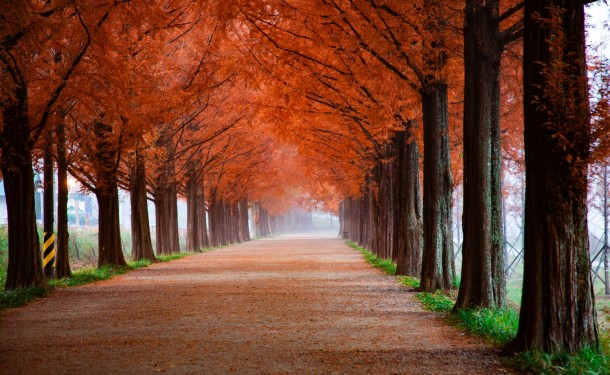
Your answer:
1;233;512;374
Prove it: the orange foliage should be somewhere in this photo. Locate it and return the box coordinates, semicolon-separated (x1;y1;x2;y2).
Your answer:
5;0;606;220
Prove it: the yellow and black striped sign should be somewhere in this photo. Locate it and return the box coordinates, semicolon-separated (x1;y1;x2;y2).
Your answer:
43;232;55;268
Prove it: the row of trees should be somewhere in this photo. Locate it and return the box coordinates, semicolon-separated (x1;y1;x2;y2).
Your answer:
0;1;317;287
1;0;609;357
235;0;609;355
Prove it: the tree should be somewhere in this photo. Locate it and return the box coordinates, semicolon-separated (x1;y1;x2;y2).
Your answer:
129;143;155;261
0;1;104;289
55;112;71;278
456;0;523;309
393;120;422;277
510;0;598;353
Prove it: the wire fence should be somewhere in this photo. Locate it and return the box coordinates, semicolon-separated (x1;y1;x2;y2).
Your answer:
452;166;610;297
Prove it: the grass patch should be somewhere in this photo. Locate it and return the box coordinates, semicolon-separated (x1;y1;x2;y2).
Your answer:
510;314;610;374
50;265;131;288
511;346;609;374
346;241;396;275
0;228;8;288
416;291;454;312
397;275;420;288
415;291;519;345
52;252;193;288
157;252;190;262
453;308;518;345
0;287;50;309
129;259;154;268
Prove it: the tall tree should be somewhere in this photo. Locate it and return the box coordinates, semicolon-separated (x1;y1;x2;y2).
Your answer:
393;120;422;277
417;0;456;291
456;0;523;309
129;143;155;261
510;0;597;353
55;117;71;278
0;1;108;289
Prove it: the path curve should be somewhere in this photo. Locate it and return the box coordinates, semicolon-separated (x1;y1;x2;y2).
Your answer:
1;233;512;374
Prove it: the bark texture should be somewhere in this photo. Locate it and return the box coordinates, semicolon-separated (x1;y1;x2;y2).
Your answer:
96;185;127;267
129;146;155;261
511;0;598;353
55;121;71;278
197;182;209;249
186;163;200;252
94;122;127;267
239;198;250;242
420;84;455;292
153;148;180;255
394;122;423;277
0;90;47;290
456;0;506;309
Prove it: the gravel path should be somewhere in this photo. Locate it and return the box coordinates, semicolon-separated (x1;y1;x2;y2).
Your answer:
1;233;513;374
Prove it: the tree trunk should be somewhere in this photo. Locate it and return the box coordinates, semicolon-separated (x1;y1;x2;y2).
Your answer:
227;201;234;242
0;96;47;290
371;165;382;256
381;154;394;260
260;206;271;237
129;146;155;261
96;184;127;267
239;198;250;242
153;157;180;255
420;83;455;291
602;162;610;295
92;121;126;267
511;0;598;353
339;201;345;237
226;202;234;244
233;202;241;242
456;0;506;309
55;121;71;278
208;194;221;246
43;130;55;279
394;122;423;277
186;163;200;252
353;198;360;243
197;181;209;249
154;184;180;255
154;186;170;255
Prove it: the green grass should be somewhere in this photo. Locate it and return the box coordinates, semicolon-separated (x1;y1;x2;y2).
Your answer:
50;253;193;288
0;287;50;309
50;265;131;288
416;291;455;312
506;264;524;305
453;307;518;345
129;259;154;268
0;228;8;288
397;275;420;288
157;253;190;262
511;345;610;374
346;241;397;275
509;313;610;374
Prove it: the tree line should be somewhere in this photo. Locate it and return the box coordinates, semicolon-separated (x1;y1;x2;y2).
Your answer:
1;0;610;358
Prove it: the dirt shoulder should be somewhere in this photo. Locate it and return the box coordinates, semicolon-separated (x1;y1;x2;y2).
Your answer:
1;234;513;374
